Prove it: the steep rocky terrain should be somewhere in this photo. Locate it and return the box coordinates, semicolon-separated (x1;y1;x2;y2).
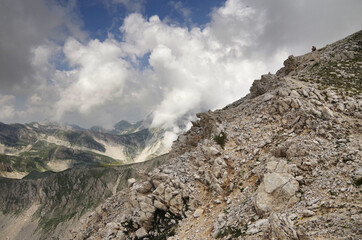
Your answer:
0;120;167;178
0;154;169;240
71;31;362;239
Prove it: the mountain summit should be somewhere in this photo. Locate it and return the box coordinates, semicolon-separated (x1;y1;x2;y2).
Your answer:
1;30;361;240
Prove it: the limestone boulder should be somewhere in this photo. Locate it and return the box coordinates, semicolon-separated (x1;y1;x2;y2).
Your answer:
254;171;299;216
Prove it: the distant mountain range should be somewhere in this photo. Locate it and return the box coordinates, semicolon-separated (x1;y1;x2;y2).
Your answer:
0;120;167;178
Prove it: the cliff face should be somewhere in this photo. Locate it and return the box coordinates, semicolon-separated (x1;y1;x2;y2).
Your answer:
71;31;361;239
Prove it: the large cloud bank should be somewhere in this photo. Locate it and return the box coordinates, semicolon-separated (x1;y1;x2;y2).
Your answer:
1;0;361;133
54;0;270;130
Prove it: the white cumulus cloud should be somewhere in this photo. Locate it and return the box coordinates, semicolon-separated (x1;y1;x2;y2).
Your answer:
0;94;16;119
55;38;129;118
118;1;269;128
52;1;272;131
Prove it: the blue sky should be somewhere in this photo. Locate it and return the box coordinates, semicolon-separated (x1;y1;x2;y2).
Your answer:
77;0;224;40
0;0;361;131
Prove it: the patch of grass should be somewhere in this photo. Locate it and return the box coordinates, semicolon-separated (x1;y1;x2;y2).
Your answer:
223;207;230;214
301;32;362;96
329;191;337;196
15;141;58;172
41;212;77;233
0;154;16;164
56;130;106;152
0;153;48;173
297;189;305;195
99;162;124;167
308;59;361;95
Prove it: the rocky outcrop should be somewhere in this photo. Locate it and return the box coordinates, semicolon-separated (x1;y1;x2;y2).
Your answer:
277;55;297;76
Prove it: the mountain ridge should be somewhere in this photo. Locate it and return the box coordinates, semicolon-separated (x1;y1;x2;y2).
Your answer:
71;30;361;239
0;120;168;178
0;30;361;240
0;154;170;240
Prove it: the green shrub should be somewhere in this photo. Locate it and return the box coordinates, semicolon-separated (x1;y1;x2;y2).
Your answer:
214;131;227;149
354;177;362;187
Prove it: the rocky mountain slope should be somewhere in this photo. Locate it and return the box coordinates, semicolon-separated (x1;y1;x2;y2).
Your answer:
0;154;169;240
70;30;362;239
0;120;167;178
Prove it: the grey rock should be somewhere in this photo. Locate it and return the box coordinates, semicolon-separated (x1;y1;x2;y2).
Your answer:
353;168;362;179
278;89;290;97
291;98;301;109
289;214;298;221
153;183;165;195
254;172;298;216
269;213;299;240
212;214;227;238
322;106;334;120
290;90;300;97
169;194;183;215
278;88;289;97
154;200;168;211
264;173;292;194
247;218;269;235
139;202;156;214
207;146;220;156
302;209;315;217
310;107;322;117
193;208;203;218
336;103;345;112
263;93;274;102
127;178;136;188
286;142;308;158
116;231;127;240
164;187;173;203
278;99;290;114
282;55;297;75
135;181;153;194
301;89;309;97
136;227;148;238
